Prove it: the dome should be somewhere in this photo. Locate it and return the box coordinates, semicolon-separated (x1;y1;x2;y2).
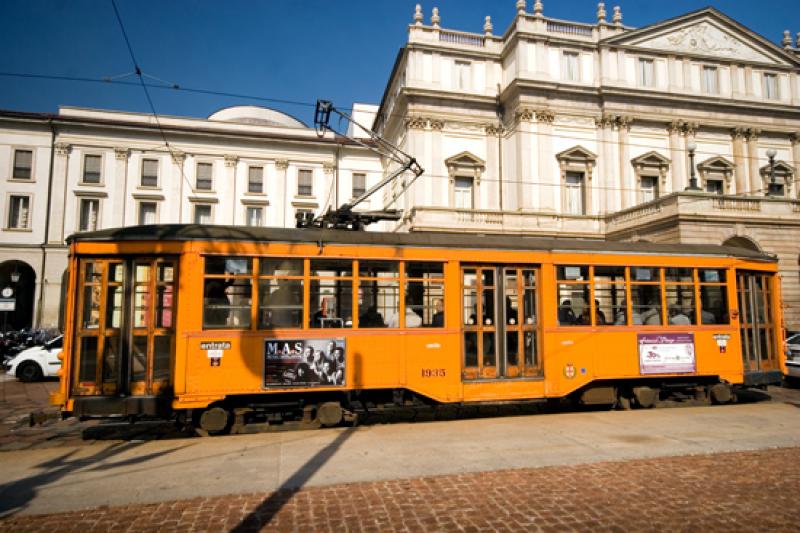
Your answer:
208;105;306;128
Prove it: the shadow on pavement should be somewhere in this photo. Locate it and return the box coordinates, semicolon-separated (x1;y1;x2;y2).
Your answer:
0;441;185;517
231;427;357;532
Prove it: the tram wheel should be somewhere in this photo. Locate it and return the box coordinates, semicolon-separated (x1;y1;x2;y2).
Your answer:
709;383;732;405
195;407;231;436
633;386;657;409
317;402;343;427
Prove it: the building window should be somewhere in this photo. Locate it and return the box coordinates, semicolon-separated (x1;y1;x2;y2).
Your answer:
564;172;585;214
7;195;30;229
83;154;102;184
352;173;366;198
763;73;779;100
141;159;159;187
297;169;313;196
767;182;785;197
705;179;724;195
453;176;474;209
246;206;263;227
196;162;213;191
638;58;654;87
640;175;659;203
12;149;33;180
454;60;471;90
79;198;100;231
194;204;212;224
702;66;718;94
138;201;158;225
562;52;580;82
247;166;264;193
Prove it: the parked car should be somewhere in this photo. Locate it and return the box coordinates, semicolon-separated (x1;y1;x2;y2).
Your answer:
4;335;62;382
785;332;800;385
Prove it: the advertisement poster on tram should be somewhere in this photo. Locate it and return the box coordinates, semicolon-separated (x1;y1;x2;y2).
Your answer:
638;333;696;374
264;338;346;387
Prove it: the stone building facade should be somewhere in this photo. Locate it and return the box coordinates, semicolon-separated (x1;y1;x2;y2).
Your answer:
1;2;800;331
373;2;800;329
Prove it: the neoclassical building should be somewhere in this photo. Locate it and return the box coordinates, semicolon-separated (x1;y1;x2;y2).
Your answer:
1;2;800;330
373;2;800;329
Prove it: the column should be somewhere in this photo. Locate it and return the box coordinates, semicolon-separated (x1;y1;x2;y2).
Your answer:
791;133;800;197
275;159;289;227
730;128;747;195
113;147;129;226
746;129;761;194
515;109;535;210
484;125;501;210
430;122;442;208
667;121;684;192
224;155;238;225
171;152;186;224
617;116;633;211
428;120;443;209
50;143;71;243
683;123;698;188
594;117;610;211
535;110;555;212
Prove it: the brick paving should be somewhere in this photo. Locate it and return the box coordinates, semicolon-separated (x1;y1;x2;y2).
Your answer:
1;446;798;532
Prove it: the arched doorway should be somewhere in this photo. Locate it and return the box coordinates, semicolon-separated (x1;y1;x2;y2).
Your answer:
0;260;36;332
723;236;761;252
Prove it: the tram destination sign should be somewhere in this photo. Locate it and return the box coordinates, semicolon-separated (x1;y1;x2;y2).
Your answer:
264;338;346;388
638;333;696;375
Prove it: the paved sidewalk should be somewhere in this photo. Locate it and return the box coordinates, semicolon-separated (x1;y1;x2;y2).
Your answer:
1;447;798;532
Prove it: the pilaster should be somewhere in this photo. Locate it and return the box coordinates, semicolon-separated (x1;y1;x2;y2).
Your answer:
746;129;761;194
275;159;289;227
730;128;747;195
535;109;555;212
667;121;684;192
171;151;186;224
224;155;239;225
616;116;633;211
51;143;71;244
113;147;130;227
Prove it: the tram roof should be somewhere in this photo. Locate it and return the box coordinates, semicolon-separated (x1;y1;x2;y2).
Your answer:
67;224;775;261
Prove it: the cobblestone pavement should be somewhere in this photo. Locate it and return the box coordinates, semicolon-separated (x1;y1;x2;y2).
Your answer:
0;446;798;532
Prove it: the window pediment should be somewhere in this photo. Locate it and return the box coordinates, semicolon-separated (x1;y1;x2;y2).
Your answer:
556;146;597;165
445;151;485;184
631;151;670;169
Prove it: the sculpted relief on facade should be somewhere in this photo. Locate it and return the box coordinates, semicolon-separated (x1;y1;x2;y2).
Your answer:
632;21;773;63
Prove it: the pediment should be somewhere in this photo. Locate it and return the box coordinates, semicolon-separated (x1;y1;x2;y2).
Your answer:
556;145;597;162
445;151;485;168
759;160;795;177
698;156;735;171
631;151;670;168
604;8;798;66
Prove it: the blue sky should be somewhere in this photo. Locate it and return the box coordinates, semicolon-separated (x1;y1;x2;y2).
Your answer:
1;1;798;125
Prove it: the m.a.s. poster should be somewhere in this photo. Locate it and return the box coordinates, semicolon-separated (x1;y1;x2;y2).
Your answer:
264;338;345;388
638;333;696;374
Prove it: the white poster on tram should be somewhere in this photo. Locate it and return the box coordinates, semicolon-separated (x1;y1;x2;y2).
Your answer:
264;338;346;387
638;333;696;374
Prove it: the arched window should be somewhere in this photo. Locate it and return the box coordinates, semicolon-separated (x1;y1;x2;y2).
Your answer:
722;236;761;252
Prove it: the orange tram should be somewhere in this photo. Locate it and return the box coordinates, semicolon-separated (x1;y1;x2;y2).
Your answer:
52;224;787;434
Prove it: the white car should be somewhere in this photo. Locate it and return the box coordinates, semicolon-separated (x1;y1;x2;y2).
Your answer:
5;336;62;382
785;333;800;382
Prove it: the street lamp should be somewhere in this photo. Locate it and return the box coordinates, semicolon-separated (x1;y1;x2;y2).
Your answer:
765;148;777;197
685;141;701;191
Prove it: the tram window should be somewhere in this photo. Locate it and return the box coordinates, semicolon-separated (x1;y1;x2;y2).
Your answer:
78;337;98;382
633;267;658;282
132;336;147;382
665;285;696;325
557;265;589;281
700;269;726;283
665;268;693;283
260;258;303;277
557;284;588;326
205;257;252;276
259;279;304;328
153;336;172;381
463;269;478;325
700;285;728;324
594;266;625;326
107;285;124;328
310;260;354;328
82;284;102;329
358;261;400;328
464;331;478;367
406;262;445;327
631;284;662;325
203;256;253;329
522;269;536;325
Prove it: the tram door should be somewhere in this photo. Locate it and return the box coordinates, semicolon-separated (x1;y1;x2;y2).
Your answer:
737;271;779;373
73;258;177;397
462;266;540;380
